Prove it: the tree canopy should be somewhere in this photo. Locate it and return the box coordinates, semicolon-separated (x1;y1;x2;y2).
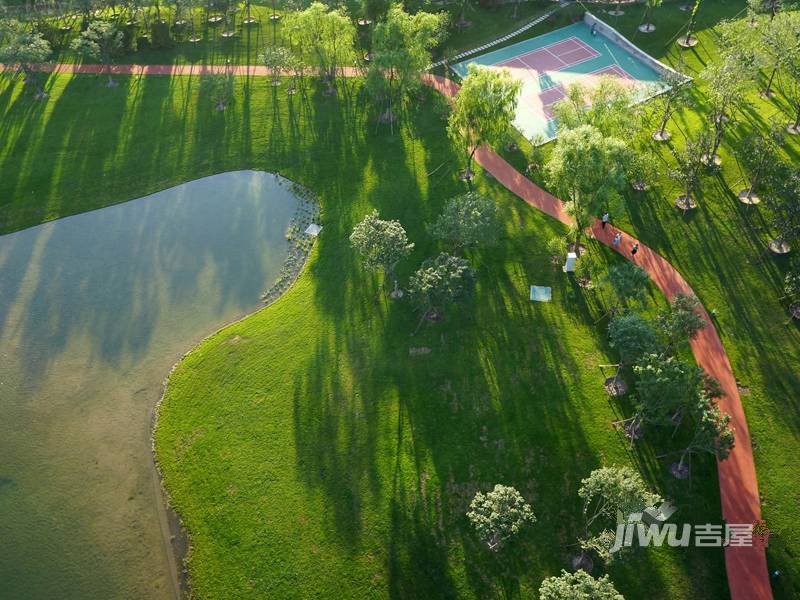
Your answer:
408;252;475;326
447;64;521;178
608;313;659;366
578;465;661;561
605;262;650;309
656;293;706;350
0;19;51;77
539;570;625;600
427;191;499;252
282;3;356;92
366;4;446;124
545;125;628;254
467;484;536;551
551;76;637;138
350;210;414;282
634;353;706;426
70;21;123;69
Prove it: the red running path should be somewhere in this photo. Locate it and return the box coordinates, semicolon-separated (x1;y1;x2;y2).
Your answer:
424;73;772;600
3;63;772;599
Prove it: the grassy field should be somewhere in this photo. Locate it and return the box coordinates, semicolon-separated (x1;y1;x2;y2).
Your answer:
504;3;800;597
1;0;798;598
3;63;726;600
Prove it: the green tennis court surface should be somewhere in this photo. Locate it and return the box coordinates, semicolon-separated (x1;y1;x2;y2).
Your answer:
452;18;670;141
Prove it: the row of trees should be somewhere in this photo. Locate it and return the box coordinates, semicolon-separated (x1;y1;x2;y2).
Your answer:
464;461;676;598
466;482;626;598
349;191;499;332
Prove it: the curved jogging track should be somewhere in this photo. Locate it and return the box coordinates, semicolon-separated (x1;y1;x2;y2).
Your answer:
8;62;772;599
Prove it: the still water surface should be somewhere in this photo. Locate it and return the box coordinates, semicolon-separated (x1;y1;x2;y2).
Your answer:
0;171;299;598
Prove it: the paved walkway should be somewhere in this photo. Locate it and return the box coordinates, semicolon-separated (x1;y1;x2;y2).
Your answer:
424;73;771;600
4;63;772;600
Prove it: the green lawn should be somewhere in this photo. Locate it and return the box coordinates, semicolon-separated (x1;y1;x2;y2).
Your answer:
3;70;726;598
2;1;798;598
511;3;800;597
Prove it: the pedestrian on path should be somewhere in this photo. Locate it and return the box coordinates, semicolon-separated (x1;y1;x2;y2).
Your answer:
612;232;622;247
601;212;609;229
631;242;639;259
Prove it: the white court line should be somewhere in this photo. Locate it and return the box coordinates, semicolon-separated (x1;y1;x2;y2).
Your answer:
542;45;568;67
492;35;584;68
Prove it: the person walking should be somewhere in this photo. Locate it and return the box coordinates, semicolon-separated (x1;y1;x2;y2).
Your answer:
612;232;622;248
631;242;639;259
601;212;609;229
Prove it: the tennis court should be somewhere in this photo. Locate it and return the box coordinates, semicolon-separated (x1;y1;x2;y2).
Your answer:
452;17;672;142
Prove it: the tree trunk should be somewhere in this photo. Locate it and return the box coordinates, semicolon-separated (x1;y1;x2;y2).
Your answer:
659;100;672;136
413;307;432;336
765;67;776;96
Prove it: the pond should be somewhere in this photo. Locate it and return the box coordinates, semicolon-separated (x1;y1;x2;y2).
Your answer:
0;171;303;598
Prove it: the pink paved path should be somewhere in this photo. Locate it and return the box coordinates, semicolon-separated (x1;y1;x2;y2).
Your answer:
4;63;772;599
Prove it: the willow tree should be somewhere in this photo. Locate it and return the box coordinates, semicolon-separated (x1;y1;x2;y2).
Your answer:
447;64;521;183
366;4;446;130
551;76;637;138
545;125;628;256
283;3;356;95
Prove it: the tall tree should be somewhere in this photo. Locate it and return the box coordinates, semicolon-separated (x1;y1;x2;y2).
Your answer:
754;9;798;97
349;210;414;284
260;46;292;87
669;133;707;211
605;262;650;311
700;50;754;164
539;570;624;600
0;19;52;98
608;313;659;367
467;484;536;552
408;252;475;331
650;70;692;141
70;21;124;87
578;466;661;562
447;64;521;183
764;166;800;252
545;125;628;256
282;3;356;95
679;0;703;47
200;71;234;111
656;293;706;350
427;191;499;253
735;121;784;203
672;395;735;478
366;4;446;129
634;353;706;427
776;11;800;133
551;76;637;138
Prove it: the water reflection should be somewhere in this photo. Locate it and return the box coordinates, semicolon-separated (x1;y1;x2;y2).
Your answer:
0;171;299;598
